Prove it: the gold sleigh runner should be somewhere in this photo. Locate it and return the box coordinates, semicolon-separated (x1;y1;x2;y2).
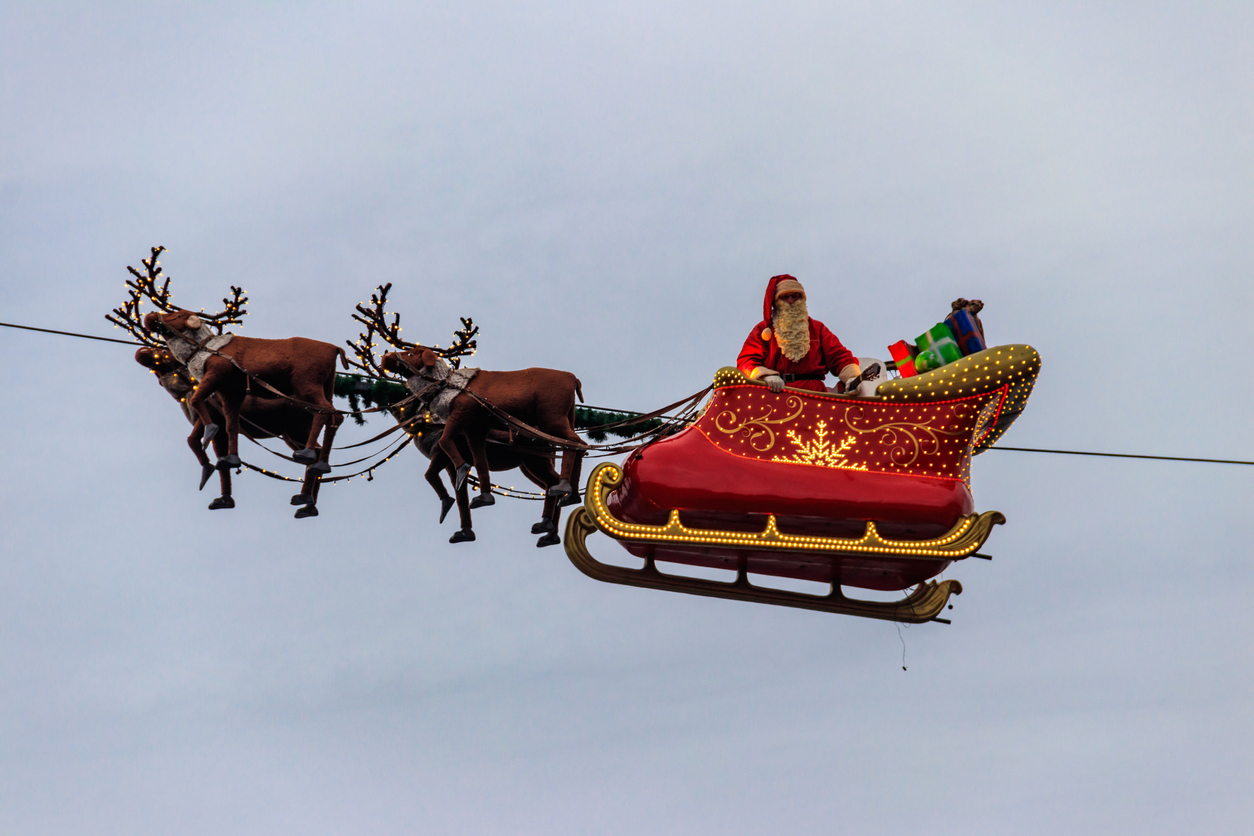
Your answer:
563;462;1006;623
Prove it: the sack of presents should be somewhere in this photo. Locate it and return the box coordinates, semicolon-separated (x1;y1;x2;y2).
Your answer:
888;298;986;377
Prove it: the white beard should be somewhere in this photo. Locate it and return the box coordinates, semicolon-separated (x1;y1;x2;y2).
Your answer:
774;299;811;362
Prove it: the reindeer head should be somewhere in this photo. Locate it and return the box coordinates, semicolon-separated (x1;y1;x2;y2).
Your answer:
143;308;209;339
381;347;446;381
134;346;182;374
135;346;195;400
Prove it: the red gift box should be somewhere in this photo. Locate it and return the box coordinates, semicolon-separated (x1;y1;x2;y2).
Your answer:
887;339;918;377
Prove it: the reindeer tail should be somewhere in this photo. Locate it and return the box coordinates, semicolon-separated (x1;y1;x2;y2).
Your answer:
338;348;349;369
575;379;584;404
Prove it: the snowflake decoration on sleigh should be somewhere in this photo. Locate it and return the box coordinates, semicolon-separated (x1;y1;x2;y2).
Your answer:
771;421;868;470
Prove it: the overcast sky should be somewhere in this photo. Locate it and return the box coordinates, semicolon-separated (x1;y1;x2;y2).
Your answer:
2;2;1252;834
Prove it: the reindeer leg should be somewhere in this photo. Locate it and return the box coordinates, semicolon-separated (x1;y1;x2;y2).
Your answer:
466;431;495;509
208;432;235;510
293;386;333;466
522;458;562;546
288;461;318;513
424;453;456;524
448;465;475;543
217;403;243;470
558;449;585;508
194;368;242;471
188;382;220;453
187;422;216;490
546;425;585;500
438;409;472;491
292;410;326;465
294;465;321;519
291;464;317;509
522;457;560;534
303;402;340;475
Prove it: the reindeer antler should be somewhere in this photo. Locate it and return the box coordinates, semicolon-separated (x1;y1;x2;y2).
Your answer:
105;245;172;346
440;317;479;370
346;283;413;377
345;283;481;376
200;286;248;333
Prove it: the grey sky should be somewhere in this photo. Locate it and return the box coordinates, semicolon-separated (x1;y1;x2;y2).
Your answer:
2;2;1251;833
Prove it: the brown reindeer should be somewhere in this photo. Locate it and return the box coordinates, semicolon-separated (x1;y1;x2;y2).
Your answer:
122;248;346;475
381;347;586;510
345;283;581;544
133;347;327;518
110;247;346;516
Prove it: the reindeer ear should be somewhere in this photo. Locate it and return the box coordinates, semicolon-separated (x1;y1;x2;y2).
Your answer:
422;349;438;367
135;347;157;368
186;314;203;330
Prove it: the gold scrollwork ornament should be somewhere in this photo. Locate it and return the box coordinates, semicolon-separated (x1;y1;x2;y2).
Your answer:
712;396;805;452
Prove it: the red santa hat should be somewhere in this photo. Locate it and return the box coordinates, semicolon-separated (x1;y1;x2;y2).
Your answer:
760;274;805;341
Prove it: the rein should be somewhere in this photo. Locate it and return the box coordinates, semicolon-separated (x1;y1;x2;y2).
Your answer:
462;386;711;454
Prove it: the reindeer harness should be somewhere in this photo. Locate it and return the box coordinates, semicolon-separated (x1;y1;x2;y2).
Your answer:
163;324;235;384
404;357;480;423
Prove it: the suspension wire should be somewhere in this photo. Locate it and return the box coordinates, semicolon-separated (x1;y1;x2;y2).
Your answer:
1;320;144;345
7;318;1252;468
986;446;1254;467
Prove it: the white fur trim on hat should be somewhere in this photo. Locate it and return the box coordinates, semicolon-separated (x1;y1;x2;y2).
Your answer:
760;327;772;341
774;279;805;297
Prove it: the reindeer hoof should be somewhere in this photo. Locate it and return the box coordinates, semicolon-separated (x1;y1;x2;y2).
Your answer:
292;448;319;465
469;492;495;509
558;490;581;507
536;532;561;548
208;496;235;510
201;423;219;448
546;480;573;498
199;463;216;491
450;528;475;543
531;519;557;535
307;460;332;475
291;493;313;506
295;505;319;519
216;454;241;471
438;496;455;524
453;462;472;490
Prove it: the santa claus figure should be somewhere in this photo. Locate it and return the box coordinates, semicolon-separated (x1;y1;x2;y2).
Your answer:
736;274;861;394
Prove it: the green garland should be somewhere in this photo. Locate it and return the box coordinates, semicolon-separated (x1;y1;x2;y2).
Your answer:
334;373;410;425
332;373;664;438
574;406;665;441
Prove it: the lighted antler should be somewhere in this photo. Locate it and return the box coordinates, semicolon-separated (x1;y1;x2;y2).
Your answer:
345;283;481;377
346;282;413;377
200;286;248;333
105;245;172;346
440;317;479;370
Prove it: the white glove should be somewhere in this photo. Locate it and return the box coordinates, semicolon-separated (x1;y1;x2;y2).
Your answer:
764;375;785;393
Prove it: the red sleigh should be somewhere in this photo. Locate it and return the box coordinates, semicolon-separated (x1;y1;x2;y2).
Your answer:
563;345;1041;622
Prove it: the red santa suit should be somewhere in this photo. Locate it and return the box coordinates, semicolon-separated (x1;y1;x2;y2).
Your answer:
736;274;859;394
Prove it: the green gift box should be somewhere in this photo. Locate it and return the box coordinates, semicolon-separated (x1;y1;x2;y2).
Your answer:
913;323;962;373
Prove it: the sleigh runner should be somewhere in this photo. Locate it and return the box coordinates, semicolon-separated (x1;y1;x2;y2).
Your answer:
563;344;1040;621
